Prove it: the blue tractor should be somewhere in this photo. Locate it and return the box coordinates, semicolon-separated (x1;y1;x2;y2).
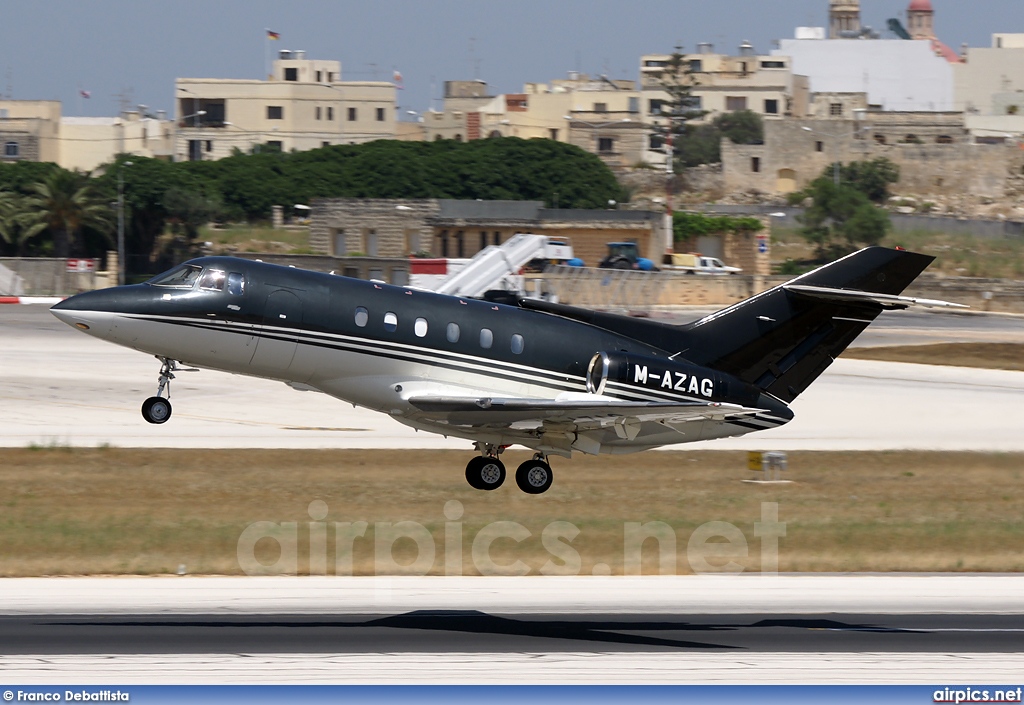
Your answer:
599;242;658;271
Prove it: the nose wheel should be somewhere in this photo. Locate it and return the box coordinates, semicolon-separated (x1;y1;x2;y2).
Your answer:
141;357;195;425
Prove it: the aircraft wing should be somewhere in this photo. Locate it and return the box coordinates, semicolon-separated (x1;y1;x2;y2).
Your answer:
406;395;766;428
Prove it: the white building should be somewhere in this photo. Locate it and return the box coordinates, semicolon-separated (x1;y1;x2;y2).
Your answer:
175;51;397;161
774;38;955;112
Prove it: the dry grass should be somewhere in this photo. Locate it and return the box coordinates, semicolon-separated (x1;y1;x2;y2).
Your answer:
0;449;1022;576
199;225;312;254
844;343;1024;371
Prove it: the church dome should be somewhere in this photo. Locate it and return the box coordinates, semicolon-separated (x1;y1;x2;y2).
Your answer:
908;0;933;12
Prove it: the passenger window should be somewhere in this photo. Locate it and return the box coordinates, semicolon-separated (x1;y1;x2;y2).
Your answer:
354;307;368;327
511;334;524;354
227;272;245;296
384;311;398;332
414;318;428;337
480;328;493;349
446;322;460;343
198;269;226;291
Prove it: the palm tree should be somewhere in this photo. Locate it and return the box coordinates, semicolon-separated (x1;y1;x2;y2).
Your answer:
21;170;113;258
0;189;39;256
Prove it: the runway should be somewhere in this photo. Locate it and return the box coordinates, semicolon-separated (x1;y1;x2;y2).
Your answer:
3;304;1024;450
2;576;1023;683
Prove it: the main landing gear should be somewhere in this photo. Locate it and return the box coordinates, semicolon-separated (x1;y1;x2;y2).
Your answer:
141;357;193;425
464;445;554;494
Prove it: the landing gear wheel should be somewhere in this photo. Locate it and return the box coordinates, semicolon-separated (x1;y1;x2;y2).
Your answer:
142;396;172;424
516;458;553;494
465;456;506;491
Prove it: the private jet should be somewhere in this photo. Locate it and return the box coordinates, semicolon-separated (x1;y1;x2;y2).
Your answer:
51;246;958;494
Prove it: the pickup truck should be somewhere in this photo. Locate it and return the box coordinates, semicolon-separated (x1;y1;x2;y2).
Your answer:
663;253;742;275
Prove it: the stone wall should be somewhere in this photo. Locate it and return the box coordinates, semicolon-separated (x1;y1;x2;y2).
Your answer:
723;119;1018;198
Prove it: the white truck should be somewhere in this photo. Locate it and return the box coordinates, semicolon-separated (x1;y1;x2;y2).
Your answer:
664;253;742;275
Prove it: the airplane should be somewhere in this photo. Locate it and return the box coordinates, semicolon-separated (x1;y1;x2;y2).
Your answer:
50;246;960;495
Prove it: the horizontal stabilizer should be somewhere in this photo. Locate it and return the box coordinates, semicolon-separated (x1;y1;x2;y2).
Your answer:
784;284;967;310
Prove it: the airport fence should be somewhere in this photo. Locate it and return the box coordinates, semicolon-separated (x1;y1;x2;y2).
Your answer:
0;258;100;296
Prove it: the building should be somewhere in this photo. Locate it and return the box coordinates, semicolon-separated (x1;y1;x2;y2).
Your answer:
0;100;174;170
310;198;669;268
956;34;1024;140
175;50;397;161
639;45;808;167
421;75;648;169
829;0;861;39
721;115;1015;199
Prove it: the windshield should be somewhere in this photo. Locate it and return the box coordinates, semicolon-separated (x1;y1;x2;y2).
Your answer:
148;264;203;288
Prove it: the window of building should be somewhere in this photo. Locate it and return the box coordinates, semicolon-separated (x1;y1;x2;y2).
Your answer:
322;141;330;148
315;71;322;82
332;229;346;255
649;134;665;151
454;134;463;142
874;134;887;145
327;107;334;121
3;141;18;157
815;141;824;152
266;140;283;151
365;228;378;256
510;334;524;355
376;107;386;121
446;322;460;343
488;130;502;139
593;102;607;113
480;231;488;251
683;95;702;111
383;312;398;332
751;156;761;173
479;328;493;349
414;318;428;337
439;231;449;258
761;60;786;69
348;107;357;121
327;72;335;82
188;140;201;161
689;59;703;73
649;99;664;115
936;135;954;144
725;96;747;111
598;137;614;153
548;128;559;140
284;68;298;81
316;106;322;120
829;103;843;117
644;60;667;67
267;105;283;120
205;140;212;152
456;231;465;258
628;96;639;113
493;231;501;246
764;99;779;115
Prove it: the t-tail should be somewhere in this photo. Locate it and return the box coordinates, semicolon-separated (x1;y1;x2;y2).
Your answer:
672;246;954;402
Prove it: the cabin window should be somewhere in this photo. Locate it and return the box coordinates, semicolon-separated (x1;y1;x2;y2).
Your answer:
446;322;460;343
198;269;226;291
227;272;245;295
148;264;202;288
383;311;398;332
354;307;368;327
510;334;524;355
479;328;493;349
414;317;428;337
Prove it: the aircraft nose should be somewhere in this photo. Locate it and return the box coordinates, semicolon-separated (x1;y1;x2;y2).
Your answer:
50;289;124;336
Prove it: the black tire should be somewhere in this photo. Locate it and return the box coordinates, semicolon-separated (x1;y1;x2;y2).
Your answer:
465;456;506;491
515;459;553;494
610;258;632;270
142;396;172;424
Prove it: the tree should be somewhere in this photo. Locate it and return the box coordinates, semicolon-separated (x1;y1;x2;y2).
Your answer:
649;48;708;173
714;110;764;146
795;178;890;258
20;170;113;258
837;158;899;203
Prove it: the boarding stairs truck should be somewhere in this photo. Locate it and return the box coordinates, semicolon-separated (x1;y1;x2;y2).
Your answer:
423;233;576;299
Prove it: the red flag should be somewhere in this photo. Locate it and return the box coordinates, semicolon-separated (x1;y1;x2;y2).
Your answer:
393;70;403;89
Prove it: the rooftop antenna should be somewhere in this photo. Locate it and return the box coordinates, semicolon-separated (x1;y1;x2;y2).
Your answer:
469;37;480;80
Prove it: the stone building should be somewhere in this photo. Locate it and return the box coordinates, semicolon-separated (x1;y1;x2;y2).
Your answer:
309;198;670;267
722;116;1014;198
175;50;396;161
829;0;861;39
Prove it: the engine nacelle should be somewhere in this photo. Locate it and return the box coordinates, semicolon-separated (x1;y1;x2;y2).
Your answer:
585;351;760;406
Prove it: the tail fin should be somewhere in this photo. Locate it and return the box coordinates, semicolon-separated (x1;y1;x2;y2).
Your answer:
675;247;935;403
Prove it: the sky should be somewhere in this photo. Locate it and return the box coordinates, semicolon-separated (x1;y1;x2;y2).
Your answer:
0;0;1017;120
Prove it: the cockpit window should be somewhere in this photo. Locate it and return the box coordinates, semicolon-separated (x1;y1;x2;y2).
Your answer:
227;272;245;296
198;269;226;291
148;264;203;288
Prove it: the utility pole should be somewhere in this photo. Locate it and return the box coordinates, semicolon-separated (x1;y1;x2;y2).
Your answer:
116;161;133;286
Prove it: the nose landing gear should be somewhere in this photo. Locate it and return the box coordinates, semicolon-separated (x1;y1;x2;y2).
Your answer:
141;357;195;425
